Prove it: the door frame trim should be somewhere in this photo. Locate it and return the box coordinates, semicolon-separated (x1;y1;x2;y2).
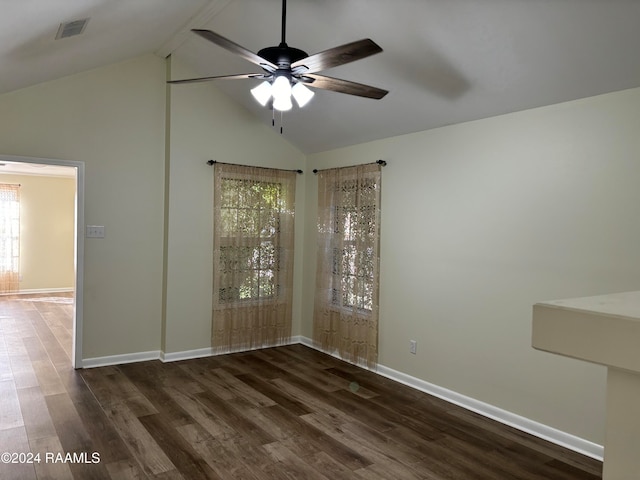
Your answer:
0;154;85;368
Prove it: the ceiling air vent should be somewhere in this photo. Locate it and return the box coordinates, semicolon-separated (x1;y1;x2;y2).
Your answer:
55;18;90;40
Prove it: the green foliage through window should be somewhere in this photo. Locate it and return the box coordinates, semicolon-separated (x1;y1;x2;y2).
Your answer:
218;178;284;303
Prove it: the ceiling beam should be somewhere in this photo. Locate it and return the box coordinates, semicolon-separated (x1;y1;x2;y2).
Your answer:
155;0;235;58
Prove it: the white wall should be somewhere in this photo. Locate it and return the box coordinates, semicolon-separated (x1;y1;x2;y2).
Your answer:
163;56;306;354
0;174;75;292
304;86;640;445
0;54;167;359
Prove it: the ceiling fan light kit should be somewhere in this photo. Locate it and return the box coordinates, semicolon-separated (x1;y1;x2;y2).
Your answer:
250;81;273;106
291;82;314;108
168;0;388;126
272;75;293;111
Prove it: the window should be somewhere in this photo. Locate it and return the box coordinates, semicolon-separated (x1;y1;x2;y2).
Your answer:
330;177;378;311
313;163;381;367
0;183;20;293
212;163;297;352
218;178;284;303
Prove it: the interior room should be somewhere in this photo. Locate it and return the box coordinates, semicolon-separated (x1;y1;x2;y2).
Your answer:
1;1;639;478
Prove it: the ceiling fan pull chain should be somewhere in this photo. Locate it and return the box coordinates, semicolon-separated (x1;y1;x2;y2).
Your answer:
280;111;284;134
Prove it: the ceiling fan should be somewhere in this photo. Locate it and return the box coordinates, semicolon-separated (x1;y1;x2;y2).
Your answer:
168;0;388;113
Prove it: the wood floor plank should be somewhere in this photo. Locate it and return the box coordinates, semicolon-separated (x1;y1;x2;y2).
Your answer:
104;459;148;480
118;362;195;427
42;393;112;479
0;379;23;431
163;385;238;439
68;380;139;466
217;434;282;479
137;415;220;480
0;340;12;382
22;336;67;396
228;351;291;379
259;404;372;471
279;344;348;370
8;352;39;389
102;402;176;476
80;366;158;415
30;435;75;480
256;348;346;392
327;365;434;404
175;423;267;480
194;389;277;445
178;361;249;403
211;367;278;408
0;426;37;480
262;441;331;480
269;376;351;420
16;385;57;440
276;374;399;433
307;450;367;480
234;373;313;416
3;331;30;357
302;412;426;480
27;306;70;368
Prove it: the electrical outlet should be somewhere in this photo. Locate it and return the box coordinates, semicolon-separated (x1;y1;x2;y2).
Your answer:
409;340;417;354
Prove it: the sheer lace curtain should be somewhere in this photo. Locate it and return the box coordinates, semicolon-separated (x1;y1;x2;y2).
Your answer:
0;184;20;294
313;163;381;368
212;164;296;353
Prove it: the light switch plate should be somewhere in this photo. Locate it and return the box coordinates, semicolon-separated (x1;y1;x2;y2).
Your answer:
86;225;105;238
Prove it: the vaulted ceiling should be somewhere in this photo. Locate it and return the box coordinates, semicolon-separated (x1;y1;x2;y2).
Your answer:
2;0;639;153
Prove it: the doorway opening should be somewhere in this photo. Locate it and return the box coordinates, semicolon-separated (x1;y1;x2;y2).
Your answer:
0;154;84;368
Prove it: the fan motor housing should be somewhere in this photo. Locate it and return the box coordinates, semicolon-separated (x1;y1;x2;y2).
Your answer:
258;44;308;68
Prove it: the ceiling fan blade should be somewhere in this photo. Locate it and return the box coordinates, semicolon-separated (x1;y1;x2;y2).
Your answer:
291;39;382;74
192;29;277;70
168;73;269;85
302;74;388;99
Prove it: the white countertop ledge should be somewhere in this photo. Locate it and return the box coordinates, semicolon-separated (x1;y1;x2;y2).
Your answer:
532;290;640;373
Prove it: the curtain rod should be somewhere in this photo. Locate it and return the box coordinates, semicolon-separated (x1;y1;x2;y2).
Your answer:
207;160;303;174
312;159;387;174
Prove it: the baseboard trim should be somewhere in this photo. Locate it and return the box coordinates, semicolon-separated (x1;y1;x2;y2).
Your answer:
82;350;161;369
298;336;603;461
161;336;303;362
84;337;305;367
81;336;603;461
161;347;214;363
0;287;75;296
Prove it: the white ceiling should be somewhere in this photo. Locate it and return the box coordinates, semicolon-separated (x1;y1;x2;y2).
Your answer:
2;0;640;154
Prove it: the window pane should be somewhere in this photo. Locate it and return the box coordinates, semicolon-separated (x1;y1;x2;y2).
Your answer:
328;175;378;312
217;176;284;304
0;191;19;273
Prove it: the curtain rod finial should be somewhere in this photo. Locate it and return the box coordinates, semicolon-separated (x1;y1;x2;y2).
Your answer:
207;160;216;166
377;159;387;166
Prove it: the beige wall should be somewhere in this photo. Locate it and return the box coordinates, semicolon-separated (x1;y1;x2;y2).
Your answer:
304;86;640;445
0;174;75;292
0;54;167;358
163;56;306;354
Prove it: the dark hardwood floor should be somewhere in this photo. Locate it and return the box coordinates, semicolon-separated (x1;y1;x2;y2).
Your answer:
0;295;602;479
